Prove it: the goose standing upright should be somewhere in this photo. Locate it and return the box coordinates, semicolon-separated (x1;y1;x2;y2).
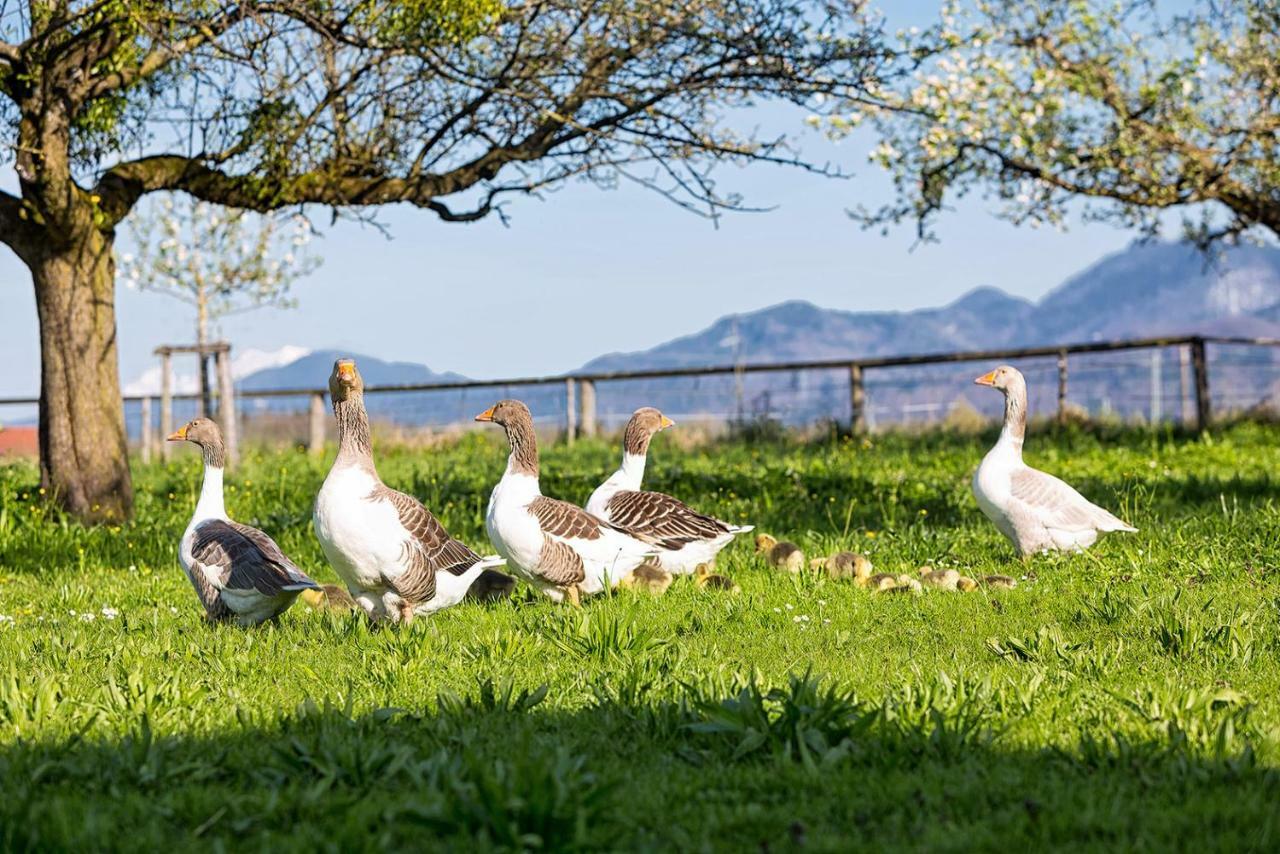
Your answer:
972;365;1136;556
314;359;510;622
476;400;658;604
586;407;752;574
169;418;318;626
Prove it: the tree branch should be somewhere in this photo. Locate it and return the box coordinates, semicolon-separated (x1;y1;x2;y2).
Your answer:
0;188;39;262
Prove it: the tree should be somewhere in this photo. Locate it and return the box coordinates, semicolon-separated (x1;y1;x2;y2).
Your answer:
853;0;1280;245
120;196;319;416
0;1;896;523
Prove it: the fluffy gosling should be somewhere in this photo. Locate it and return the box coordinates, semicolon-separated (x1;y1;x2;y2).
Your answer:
755;533;805;573
620;563;675;596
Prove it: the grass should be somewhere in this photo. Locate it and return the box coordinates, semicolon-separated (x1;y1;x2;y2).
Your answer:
1;421;1279;851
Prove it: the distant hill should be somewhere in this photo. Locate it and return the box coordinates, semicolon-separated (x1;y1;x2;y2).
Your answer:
583;242;1280;374
238;349;467;392
233;241;1280;427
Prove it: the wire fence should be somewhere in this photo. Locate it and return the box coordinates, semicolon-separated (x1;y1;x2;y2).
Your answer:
3;334;1280;461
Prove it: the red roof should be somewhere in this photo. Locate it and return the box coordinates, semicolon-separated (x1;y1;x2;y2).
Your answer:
0;426;38;457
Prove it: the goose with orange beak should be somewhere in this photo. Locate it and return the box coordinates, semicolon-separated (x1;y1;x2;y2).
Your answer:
972;365;1136;556
476;399;658;604
585;407;753;575
168;417;319;625
313;359;510;623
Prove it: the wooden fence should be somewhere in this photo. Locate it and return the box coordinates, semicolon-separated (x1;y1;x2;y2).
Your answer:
3;333;1279;464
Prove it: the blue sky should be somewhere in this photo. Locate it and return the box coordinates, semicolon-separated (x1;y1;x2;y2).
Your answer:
0;1;1160;398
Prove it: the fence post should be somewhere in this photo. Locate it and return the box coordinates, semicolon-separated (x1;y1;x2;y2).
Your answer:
309;391;327;456
565;378;577;445
215;349;239;465
1179;345;1194;425
140;396;153;463
1190;337;1211;431
1150;349;1162;424
1056;349;1068;425
579;379;597;439
159;351;173;461
848;363;866;433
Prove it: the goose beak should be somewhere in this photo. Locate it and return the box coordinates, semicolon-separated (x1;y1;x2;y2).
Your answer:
974;370;998;386
475;406;496;423
166;425;189;442
337;361;356;382
659;415;675;430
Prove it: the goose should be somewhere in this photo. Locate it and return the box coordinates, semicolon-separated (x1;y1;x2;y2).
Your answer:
585;407;753;575
972;365;1136;556
168;418;318;626
476;399;658;605
314;359;510;622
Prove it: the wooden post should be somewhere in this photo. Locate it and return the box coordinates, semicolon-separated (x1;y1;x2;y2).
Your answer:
565;378;577;445
159;350;173;461
309;391;327;456
1149;348;1162;424
1190;337;1211;431
1056;349;1068;425
140;396;153;463
848;363;866;433
579;379;597;438
215;348;239;465
1179;345;1194;426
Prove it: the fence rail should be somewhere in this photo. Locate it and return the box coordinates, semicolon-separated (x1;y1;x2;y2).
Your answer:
3;334;1280;464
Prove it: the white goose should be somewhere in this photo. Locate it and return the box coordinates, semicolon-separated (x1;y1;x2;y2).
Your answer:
972;365;1136;556
586;407;752;574
476;399;658;604
169;418;318;626
313;359;510;622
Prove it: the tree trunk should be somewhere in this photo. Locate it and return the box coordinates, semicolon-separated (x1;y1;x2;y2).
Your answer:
197;280;214;417
30;227;135;523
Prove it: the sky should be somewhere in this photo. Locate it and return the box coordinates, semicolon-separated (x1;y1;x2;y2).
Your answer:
0;1;1160;400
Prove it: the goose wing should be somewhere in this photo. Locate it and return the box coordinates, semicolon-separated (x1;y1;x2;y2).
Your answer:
191;520;318;597
604;489;731;550
1010;468;1135;533
526;496;618;585
374;486;483;602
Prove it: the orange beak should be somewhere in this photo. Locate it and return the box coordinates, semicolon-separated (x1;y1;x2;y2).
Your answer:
974;370;998;386
659;415;675;430
475;405;496;423
337;360;356;382
166;424;189;442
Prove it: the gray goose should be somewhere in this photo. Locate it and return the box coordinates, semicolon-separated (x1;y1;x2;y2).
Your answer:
476;399;658;604
313;359;510;622
168;418;318;626
585;407;752;574
972;365;1136;556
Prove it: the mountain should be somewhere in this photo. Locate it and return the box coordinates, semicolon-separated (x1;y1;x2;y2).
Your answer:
238;349;467;391
584;242;1280;375
123;344;311;396
227;240;1280;428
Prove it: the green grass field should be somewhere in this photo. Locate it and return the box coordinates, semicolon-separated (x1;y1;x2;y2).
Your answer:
1;422;1278;851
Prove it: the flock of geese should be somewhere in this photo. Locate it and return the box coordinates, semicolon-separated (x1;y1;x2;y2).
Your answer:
168;360;1137;627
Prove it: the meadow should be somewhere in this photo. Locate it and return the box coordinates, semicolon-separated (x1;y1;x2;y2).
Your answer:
1;422;1278;851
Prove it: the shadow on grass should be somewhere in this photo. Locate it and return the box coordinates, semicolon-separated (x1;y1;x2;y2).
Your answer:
2;674;1276;851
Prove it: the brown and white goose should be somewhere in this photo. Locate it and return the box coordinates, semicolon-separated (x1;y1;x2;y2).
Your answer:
585;407;752;574
169;418;318;626
313;359;510;622
476;400;658;604
972;365;1136;556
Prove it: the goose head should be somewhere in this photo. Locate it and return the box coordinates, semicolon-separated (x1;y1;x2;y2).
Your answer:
474;399;533;431
329;358;364;403
974;365;1025;395
623;407;674;455
167;417;226;466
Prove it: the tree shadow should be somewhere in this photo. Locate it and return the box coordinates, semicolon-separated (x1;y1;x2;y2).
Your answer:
2;677;1276;851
